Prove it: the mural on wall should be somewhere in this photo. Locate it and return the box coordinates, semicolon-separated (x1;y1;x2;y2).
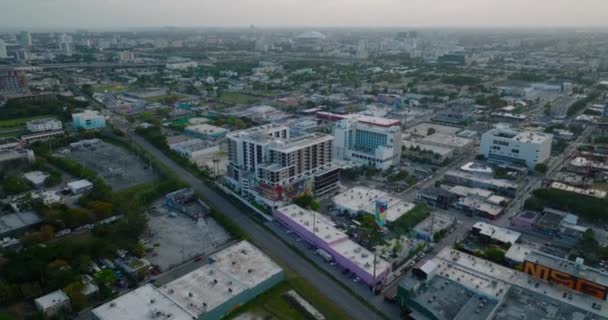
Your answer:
375;199;388;228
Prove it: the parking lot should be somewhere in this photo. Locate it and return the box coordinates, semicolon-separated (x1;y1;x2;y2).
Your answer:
59;141;159;190
143;200;231;271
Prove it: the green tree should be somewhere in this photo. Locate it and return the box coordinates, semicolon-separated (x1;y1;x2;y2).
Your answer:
81;84;94;96
534;163;548;174
64;281;86;311
426;128;436;136
484;248;506;264
87;201;113;219
2;176;30;195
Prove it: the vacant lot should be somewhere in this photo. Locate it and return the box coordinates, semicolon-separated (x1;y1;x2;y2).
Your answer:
143;201;231;271
61;141;159;190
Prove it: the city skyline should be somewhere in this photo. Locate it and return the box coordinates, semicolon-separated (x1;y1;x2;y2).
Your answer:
3;0;608;29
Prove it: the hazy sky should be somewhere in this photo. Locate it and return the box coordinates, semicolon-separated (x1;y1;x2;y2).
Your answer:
3;0;608;29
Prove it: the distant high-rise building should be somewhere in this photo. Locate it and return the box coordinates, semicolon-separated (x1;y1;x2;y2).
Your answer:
15;49;29;61
17;31;32;47
118;51;135;63
58;33;73;56
356;40;369;59
0;39;8;59
0;69;29;94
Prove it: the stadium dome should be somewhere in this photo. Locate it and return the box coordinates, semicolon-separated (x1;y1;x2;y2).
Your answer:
296;31;326;40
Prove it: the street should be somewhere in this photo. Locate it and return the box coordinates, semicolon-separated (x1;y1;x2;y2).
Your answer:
129;133;392;320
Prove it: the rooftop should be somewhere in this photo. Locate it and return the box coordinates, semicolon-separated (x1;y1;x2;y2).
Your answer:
67;179;93;190
525;250;608;288
35;290;70;310
472;221;521;245
456;197;504;217
445;170;519;190
159;265;248;317
406;123;462;136
332;186;415;222
23;170;49;185
421;133;473;148
447;185;494;199
0;211;42;236
486;127;551;144
92;284;192;320
550;182;607;199
185;124;229;136
278;204;348;244
330;239;391;277
270;133;333;154
208;240;283;288
505;244;534;264
434;248;608;317
93;241;283;320
409;274;498;320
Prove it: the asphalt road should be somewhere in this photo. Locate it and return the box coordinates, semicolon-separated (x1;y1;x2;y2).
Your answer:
129;133;387;320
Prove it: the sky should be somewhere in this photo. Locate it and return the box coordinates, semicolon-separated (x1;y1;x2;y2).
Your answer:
2;0;608;30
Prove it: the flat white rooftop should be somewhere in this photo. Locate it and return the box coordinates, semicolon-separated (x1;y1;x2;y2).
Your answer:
92;284;192;320
331;239;391;277
420;133;473;149
35;290;69;311
67;179;93;190
93;241;283;320
332;186;415;222
278;204;348;244
473;221;521;245
208;240;283;288
23;171;49;185
447;185;494;199
159;264;248;317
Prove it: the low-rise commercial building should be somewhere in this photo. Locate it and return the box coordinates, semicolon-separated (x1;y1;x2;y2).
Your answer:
398;248;608;320
26;118;62;132
0;211;42;238
480;126;552;169
471;221;521;247
67;179;94;194
34;290;71;318
92;241;283;320
72;110;106;130
275;204;391;286
333;186;415;223
444;170;519;197
23;170;49;187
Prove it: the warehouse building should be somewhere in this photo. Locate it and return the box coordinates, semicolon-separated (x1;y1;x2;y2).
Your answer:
398;248;608;320
275;204;391;286
332;186;415;223
92;241;283;320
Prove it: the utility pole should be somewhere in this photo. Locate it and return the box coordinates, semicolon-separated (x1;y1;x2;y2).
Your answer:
312;209;317;249
372;252;377;291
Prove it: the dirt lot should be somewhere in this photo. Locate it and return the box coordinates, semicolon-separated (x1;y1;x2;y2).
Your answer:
143;201;231;271
60;141;159;190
